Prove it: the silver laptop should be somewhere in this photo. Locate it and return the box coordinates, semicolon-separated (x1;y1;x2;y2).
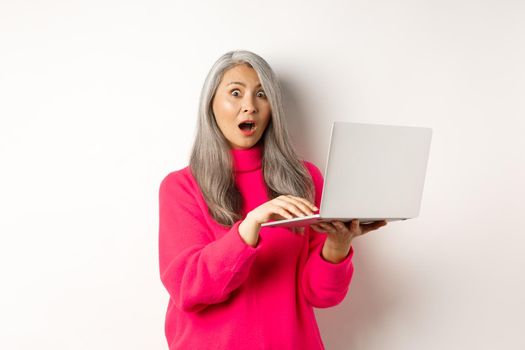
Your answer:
261;121;433;228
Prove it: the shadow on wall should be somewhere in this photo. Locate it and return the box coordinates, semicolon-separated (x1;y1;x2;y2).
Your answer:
315;238;426;349
278;77;317;159
278;75;426;348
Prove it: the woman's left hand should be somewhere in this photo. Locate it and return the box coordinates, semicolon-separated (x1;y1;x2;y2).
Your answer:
310;219;388;248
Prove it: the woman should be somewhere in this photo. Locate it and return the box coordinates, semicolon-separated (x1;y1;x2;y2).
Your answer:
158;50;387;349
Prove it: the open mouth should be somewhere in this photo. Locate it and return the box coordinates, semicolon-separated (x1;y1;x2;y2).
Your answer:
238;121;256;131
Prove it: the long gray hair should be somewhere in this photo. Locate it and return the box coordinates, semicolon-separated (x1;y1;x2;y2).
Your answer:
190;50;314;227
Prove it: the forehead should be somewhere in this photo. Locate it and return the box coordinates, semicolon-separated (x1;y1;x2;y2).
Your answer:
221;64;261;86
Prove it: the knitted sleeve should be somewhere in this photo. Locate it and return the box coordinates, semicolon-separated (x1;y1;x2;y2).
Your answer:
300;161;355;308
158;169;260;313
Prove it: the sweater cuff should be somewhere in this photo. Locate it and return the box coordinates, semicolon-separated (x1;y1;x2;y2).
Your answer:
219;220;260;272
310;242;354;284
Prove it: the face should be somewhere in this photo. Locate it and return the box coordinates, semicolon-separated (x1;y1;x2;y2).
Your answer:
211;64;272;149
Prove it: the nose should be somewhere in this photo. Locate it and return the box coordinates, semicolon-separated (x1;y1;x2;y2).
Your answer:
242;95;258;114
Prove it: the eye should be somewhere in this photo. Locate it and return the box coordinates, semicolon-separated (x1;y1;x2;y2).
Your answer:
229;88;266;98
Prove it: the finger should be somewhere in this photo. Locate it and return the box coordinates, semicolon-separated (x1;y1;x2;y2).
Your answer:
310;225;323;232
285;195;318;213
349;219;360;230
273;198;307;218
318;222;336;233
332;221;348;232
286;195;318;211
271;205;294;220
342;219;360;234
361;220;388;234
361;220;387;229
310;224;324;232
283;195;317;215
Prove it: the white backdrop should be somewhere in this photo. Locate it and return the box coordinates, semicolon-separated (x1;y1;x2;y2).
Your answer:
1;0;524;349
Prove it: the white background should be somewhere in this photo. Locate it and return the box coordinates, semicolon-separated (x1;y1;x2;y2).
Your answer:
1;0;524;349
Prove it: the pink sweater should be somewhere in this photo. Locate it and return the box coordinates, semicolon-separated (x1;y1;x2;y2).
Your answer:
158;144;355;349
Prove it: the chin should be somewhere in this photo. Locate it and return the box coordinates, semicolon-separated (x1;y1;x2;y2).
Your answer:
231;139;258;149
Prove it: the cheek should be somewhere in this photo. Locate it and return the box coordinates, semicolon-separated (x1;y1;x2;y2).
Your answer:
212;92;236;114
261;112;272;128
261;103;272;119
215;97;237;112
213;99;237;128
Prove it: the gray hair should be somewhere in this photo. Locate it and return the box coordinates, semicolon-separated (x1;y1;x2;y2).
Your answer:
189;50;314;227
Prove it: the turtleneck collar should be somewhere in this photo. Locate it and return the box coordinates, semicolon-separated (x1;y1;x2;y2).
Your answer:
230;143;263;173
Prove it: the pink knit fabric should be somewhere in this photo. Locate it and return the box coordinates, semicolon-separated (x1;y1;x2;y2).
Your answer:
158;144;355;349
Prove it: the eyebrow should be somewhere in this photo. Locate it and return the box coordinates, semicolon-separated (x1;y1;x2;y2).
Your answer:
226;81;262;88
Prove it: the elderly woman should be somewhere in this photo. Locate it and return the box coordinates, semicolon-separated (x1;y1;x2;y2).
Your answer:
158;50;387;349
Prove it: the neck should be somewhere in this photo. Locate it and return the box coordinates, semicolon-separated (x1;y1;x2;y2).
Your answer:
230;143;263;172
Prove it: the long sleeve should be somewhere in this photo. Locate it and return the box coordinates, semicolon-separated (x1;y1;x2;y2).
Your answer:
158;169;260;313
300;162;355;308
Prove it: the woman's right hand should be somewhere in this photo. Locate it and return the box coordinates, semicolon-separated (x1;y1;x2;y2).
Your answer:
247;195;318;226
238;195;318;246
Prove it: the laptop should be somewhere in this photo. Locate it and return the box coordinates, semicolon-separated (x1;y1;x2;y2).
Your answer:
260;121;433;228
